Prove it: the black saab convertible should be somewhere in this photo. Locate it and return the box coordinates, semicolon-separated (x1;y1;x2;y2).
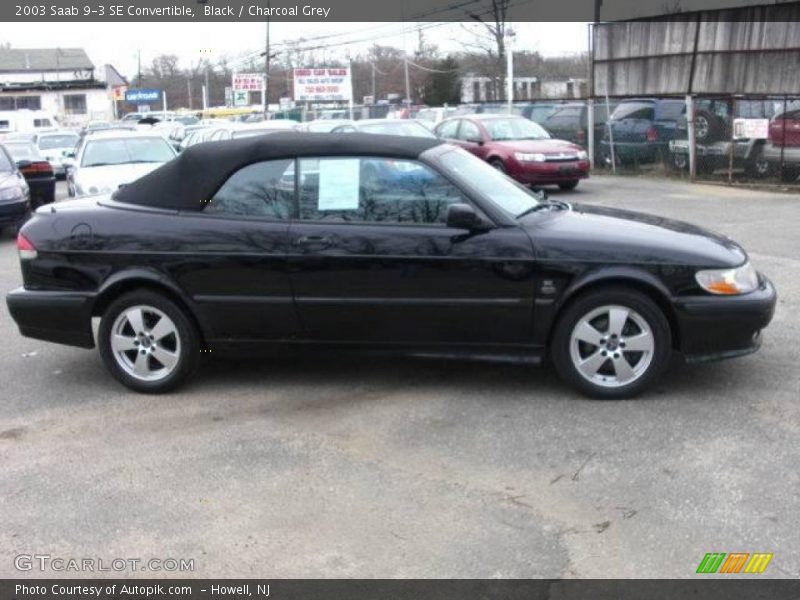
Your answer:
6;133;776;398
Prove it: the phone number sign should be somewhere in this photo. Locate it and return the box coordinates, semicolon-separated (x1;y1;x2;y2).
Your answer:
293;68;352;102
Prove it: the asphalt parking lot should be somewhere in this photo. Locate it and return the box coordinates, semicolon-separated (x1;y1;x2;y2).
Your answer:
1;176;798;578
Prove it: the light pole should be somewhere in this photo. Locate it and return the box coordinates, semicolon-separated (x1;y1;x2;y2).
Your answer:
264;3;270;118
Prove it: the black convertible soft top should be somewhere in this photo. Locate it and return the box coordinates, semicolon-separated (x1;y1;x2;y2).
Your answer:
113;131;444;211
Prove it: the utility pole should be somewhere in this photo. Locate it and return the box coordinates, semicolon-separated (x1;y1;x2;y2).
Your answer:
187;79;193;110
371;63;376;101
403;57;411;109
137;50;142;87
264;3;270;118
401;10;411;109
205;66;210;109
506;31;514;113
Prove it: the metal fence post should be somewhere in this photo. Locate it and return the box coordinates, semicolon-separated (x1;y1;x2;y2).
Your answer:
686;94;696;181
587;99;595;169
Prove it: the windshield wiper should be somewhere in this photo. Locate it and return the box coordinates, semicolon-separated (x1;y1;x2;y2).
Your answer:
516;199;570;219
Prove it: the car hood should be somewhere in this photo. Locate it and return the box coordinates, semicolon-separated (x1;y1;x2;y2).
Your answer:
0;171;19;189
73;163;165;193
524;202;746;268
40;147;74;160
495;139;582;154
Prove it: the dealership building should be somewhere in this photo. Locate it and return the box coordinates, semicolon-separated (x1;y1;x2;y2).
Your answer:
0;47;126;126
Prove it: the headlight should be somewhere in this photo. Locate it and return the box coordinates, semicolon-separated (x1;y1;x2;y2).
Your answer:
515;152;546;162
695;262;759;295
0;185;25;201
577;150;588;160
75;181;113;196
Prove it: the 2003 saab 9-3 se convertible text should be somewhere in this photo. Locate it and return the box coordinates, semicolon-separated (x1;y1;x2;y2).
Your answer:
6;133;776;398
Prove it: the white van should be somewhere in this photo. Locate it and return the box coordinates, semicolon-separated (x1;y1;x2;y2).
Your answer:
0;109;59;135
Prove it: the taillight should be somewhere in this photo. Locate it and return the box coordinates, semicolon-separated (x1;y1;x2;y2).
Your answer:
576;128;586;144
646;126;658;142
16;232;37;260
20;162;53;175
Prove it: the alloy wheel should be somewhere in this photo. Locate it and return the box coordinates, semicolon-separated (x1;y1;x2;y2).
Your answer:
569;304;655;388
110;305;181;382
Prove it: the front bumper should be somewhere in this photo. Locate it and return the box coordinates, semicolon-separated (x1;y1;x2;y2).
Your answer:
675;275;777;363
510;160;590;184
0;198;31;226
6;287;96;348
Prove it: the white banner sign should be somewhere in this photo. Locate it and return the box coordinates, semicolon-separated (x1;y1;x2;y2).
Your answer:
733;118;770;140
293;67;352;102
233;73;264;91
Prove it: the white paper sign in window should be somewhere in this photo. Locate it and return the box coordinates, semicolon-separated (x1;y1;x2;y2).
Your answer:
318;158;360;211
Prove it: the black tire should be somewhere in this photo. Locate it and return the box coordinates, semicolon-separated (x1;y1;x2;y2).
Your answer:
551;287;671;399
489;158;507;173
694;111;721;143
98;289;200;393
744;148;770;179
779;167;800;183
558;180;579;190
671;152;688;171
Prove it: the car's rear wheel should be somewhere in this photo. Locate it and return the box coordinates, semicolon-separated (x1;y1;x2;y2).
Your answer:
558;180;579;190
551;287;671;399
98;290;200;393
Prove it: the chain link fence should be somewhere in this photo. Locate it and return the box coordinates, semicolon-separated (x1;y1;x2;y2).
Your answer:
591;95;800;186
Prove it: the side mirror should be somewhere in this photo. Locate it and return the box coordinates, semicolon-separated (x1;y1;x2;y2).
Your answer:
446;203;488;230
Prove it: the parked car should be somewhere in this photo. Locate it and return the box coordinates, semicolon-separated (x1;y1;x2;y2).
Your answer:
519;101;568;125
66;130;177;197
541;101;618;162
0;109;58;136
435;114;589;189
331;119;436;138
6;133;776;398
34;131;80;178
0;143;31;232
668;99;774;177
600;98;685;165
201;121;300;143
762;101;800;182
415;107;459;125
474;103;524;116
298;119;353;133
1;141;55;207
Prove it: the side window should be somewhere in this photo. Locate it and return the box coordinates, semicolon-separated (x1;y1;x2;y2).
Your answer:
437;119;459;139
458;120;482;142
656;101;686;121
204;159;294;219
298;157;466;225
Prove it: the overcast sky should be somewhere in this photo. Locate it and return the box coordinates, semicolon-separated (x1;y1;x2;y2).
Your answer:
0;22;589;79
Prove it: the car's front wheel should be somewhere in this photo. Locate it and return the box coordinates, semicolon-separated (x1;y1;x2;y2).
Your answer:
551;287;671;399
98;290;200;393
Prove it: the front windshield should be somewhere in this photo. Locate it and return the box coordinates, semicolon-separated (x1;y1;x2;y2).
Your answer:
38;134;79;150
174;115;199;126
360;121;436;138
5;143;40;160
483;118;550;141
438;146;541;217
0;148;14;172
81;137;174;167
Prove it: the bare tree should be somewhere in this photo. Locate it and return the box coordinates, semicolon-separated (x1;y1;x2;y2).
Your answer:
460;0;512;100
